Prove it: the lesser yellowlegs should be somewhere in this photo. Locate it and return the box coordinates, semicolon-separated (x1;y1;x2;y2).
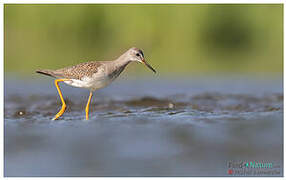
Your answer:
36;47;156;120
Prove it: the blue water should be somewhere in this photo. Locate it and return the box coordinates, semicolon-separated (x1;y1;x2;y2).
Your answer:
4;76;283;176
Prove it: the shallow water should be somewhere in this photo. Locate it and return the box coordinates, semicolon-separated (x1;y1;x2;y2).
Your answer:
4;76;283;176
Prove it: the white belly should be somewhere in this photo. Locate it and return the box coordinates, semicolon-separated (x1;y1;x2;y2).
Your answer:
63;70;112;91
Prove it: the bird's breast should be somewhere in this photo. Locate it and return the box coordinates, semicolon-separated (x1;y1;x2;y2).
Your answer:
107;64;127;80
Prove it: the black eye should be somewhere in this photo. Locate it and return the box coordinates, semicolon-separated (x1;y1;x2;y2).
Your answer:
136;53;140;57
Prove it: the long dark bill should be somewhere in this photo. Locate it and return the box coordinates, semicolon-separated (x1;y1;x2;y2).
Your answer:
142;59;156;73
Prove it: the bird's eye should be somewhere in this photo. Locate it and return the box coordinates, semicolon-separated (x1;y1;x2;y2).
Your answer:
136;53;140;57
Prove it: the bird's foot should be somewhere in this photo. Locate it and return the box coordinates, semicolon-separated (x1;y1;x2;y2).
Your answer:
52;104;66;120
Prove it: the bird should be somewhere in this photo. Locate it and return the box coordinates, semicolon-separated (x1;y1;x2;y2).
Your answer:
36;47;156;120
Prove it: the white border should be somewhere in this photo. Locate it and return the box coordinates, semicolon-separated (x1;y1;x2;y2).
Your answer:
1;1;284;179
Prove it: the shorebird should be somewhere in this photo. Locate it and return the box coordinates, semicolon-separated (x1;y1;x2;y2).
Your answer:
36;47;156;120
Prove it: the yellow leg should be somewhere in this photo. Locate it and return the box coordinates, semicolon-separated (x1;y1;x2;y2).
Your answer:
85;91;93;120
52;79;70;120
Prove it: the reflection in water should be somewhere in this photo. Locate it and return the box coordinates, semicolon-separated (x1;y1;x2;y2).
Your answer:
4;78;283;176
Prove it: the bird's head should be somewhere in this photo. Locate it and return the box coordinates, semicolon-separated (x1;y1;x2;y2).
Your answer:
126;47;156;73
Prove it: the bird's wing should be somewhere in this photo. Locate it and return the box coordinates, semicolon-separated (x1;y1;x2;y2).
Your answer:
53;61;104;80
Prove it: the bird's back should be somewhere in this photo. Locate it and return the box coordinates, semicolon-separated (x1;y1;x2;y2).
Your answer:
37;61;104;80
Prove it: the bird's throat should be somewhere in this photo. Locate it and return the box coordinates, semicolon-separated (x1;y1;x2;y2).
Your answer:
108;60;130;80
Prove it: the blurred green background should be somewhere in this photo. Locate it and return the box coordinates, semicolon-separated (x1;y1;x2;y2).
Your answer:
4;4;283;77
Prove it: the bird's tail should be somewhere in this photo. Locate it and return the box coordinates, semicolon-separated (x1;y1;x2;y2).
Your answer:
36;69;57;78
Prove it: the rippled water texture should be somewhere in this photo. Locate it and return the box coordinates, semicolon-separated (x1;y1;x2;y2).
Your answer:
4;76;283;176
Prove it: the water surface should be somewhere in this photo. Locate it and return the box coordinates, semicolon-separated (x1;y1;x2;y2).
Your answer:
4;76;283;176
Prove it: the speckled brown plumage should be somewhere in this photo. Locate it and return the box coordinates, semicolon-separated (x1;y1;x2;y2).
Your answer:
36;61;103;80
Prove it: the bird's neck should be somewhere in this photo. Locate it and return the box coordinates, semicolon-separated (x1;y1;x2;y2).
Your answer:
106;53;131;79
114;53;131;68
